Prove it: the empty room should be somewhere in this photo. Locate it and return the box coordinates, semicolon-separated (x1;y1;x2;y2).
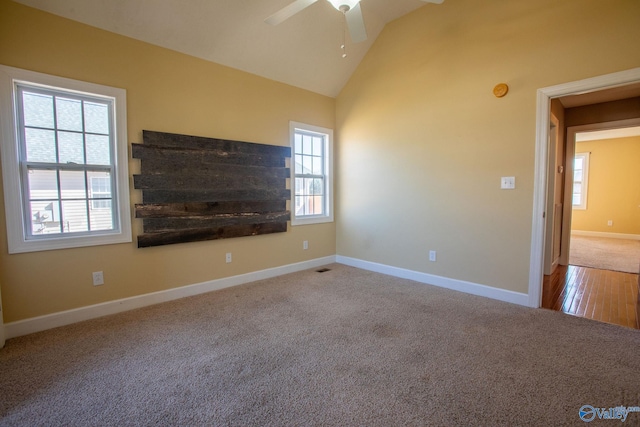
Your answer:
1;0;639;425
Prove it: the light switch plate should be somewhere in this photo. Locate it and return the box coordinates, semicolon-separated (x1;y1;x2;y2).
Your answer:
501;176;515;189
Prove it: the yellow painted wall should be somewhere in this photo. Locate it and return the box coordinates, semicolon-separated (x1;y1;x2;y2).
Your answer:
572;136;640;235
0;0;336;322
336;0;640;293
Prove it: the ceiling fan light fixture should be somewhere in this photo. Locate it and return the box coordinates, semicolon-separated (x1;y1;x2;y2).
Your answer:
327;0;359;12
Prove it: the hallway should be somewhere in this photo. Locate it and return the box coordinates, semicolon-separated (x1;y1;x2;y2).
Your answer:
542;265;639;329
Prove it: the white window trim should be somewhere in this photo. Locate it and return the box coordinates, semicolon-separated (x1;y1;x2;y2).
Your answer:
290;121;334;226
572;152;590;211
0;65;131;253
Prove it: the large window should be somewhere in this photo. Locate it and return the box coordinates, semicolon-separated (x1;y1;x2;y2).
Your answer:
0;65;131;253
572;152;590;210
290;122;333;226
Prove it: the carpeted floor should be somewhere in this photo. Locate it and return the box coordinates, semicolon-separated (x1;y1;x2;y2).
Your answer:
1;264;639;426
570;235;640;274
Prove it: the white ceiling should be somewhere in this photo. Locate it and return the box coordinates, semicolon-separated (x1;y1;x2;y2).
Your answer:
13;0;442;97
576;126;640;142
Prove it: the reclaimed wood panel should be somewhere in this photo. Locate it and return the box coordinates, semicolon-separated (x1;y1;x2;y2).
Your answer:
133;130;291;248
138;222;288;248
132;144;286;170
135;201;287;218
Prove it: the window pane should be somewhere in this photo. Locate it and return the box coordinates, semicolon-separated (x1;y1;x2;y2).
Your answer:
90;206;113;230
302;136;312;155
56;97;83;131
30;200;61;234
311;196;323;214
84;102;109;134
303;178;313;195
294;134;302;154
60;170;86;199
58;131;85;164
574;158;583;169
61;200;89;232
295;178;304;195
313;178;324;195
22;92;54;128
86;134;111;165
28;169;58;200
312;137;323;156
303;155;313;174
312;156;322;175
89;174;112;211
573;194;581;205
574;169;583;182
90;174;111;195
25;128;56;162
295;195;305;215
295;155;303;172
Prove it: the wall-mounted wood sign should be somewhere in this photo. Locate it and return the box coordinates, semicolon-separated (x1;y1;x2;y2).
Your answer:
132;130;291;248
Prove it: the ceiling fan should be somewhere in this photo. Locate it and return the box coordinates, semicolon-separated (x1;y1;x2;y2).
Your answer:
266;0;445;44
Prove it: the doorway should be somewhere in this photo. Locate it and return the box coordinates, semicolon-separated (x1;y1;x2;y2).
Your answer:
528;67;640;311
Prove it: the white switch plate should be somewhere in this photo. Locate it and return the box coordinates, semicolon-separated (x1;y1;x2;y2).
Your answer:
501;176;516;189
92;271;104;286
225;253;232;263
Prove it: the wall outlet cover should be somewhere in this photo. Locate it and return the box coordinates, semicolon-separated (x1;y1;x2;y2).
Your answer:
92;271;104;286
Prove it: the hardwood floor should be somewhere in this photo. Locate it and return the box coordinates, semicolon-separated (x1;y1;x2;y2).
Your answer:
542;265;639;329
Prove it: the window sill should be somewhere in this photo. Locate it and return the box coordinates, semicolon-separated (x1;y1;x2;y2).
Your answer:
291;215;334;226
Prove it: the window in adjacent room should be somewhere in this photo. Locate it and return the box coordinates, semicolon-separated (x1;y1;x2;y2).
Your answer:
0;65;131;253
572;152;590;210
290;121;333;226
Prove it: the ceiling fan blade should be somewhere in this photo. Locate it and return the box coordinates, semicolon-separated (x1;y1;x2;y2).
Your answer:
420;0;445;3
345;2;367;43
265;0;319;25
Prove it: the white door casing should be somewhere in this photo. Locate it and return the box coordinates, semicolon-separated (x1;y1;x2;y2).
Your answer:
528;67;640;308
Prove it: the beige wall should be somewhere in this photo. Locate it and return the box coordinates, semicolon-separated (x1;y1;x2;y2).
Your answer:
0;0;336;322
336;0;640;293
572;136;640;235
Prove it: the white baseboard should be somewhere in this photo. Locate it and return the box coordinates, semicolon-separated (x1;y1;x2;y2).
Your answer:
571;230;640;240
5;256;336;339
336;255;529;307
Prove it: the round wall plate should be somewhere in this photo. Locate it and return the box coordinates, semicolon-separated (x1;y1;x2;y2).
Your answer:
493;83;509;98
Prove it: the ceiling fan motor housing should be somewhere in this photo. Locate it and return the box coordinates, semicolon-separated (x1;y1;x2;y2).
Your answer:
327;0;360;12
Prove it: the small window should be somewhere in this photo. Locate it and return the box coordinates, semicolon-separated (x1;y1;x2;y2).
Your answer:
0;65;131;253
290;121;333;226
572;152;590;210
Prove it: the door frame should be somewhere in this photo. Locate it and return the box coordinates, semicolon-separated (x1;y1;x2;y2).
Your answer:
528;67;640;308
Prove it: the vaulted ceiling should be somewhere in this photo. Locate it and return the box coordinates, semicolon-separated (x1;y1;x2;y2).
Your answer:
13;0;444;97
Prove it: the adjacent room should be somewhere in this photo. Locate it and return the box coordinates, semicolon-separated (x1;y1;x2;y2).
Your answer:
1;0;639;424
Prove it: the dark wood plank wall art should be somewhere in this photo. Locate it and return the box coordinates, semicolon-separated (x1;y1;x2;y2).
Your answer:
132;130;291;248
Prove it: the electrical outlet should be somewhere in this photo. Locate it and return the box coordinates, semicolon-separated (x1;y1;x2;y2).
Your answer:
607;220;613;226
303;240;309;250
429;251;437;262
92;271;104;286
226;252;232;263
500;176;515;190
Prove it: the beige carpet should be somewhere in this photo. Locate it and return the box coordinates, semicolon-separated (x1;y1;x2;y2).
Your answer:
569;234;640;274
1;264;640;426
